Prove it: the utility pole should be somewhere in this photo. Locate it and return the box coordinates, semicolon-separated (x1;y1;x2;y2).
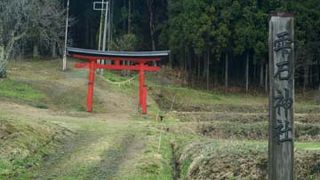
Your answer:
93;0;110;51
94;0;110;74
97;0;105;74
110;0;113;45
107;0;112;50
128;0;131;33
102;1;109;53
62;0;70;71
98;0;105;51
100;1;109;73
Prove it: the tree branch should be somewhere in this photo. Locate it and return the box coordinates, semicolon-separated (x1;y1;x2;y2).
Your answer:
5;31;26;60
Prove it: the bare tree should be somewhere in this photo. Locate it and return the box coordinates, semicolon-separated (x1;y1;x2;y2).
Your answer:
27;0;66;58
0;0;67;78
0;0;30;78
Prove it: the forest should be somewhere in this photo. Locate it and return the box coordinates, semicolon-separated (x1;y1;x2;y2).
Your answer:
1;0;320;91
1;0;320;179
69;0;320;92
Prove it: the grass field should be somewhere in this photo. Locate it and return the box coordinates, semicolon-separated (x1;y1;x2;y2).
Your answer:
0;59;319;179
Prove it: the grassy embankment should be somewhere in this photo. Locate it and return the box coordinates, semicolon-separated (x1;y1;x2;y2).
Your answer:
147;72;320;179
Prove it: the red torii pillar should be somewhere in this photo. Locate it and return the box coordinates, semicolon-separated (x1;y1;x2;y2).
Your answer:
138;63;150;114
72;54;161;114
86;60;96;112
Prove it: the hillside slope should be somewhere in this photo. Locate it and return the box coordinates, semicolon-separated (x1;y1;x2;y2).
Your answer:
0;59;172;179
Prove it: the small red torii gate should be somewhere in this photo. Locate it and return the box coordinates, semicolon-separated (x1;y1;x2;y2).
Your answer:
67;47;169;114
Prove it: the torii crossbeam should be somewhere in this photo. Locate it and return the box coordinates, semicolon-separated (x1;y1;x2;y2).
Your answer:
67;47;169;114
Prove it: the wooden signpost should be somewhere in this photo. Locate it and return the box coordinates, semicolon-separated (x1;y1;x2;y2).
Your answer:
268;13;294;180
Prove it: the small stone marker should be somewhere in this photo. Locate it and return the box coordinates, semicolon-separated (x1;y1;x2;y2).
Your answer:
268;13;294;180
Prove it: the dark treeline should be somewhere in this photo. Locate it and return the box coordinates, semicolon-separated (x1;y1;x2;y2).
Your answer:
72;0;319;92
163;0;320;92
1;0;320;92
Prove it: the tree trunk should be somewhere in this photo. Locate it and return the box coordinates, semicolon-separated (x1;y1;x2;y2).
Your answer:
18;43;24;60
260;61;264;87
128;0;131;33
197;55;200;81
214;58;218;87
303;63;309;94
203;54;207;78
184;46;187;71
52;41;57;58
108;0;112;50
110;0;114;43
225;53;229;88
63;0;70;71
318;62;320;90
0;30;27;78
169;53;173;68
123;0;126;30
206;50;210;90
246;52;249;93
265;63;268;94
0;45;7;78
253;60;256;83
147;0;156;51
309;65;312;88
33;44;39;58
188;51;193;87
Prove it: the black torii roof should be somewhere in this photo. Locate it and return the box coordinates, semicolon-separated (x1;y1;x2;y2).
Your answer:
67;47;170;59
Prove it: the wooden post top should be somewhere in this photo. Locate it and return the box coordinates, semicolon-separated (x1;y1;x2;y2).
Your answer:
269;12;294;18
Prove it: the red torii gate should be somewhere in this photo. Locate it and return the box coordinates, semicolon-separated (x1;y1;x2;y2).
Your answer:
67;47;169;114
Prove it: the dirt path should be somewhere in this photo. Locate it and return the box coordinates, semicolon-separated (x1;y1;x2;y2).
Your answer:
32;121;143;180
4;61;147;179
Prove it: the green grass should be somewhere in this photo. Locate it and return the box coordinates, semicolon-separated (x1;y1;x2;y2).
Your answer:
115;113;174;179
150;82;318;113
296;142;320;151
123;134;173;180
0;79;45;102
100;70;138;95
103;70;137;83
211;139;320;152
0;115;71;179
151;84;267;105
